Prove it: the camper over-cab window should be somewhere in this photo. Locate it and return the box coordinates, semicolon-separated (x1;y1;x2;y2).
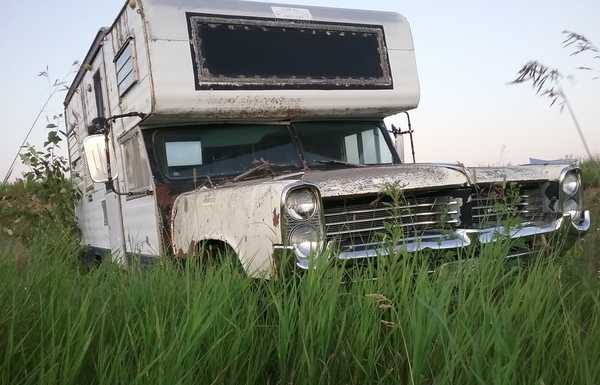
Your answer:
187;14;392;90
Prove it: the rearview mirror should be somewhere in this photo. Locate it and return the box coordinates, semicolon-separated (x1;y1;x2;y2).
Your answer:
83;135;118;183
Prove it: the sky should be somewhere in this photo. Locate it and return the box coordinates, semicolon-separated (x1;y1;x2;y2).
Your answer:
0;0;598;180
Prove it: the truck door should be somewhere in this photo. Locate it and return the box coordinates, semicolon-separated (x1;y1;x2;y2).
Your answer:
105;181;127;264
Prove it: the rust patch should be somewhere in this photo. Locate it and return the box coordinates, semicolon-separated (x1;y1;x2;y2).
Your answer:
272;208;280;228
154;183;182;256
189;240;198;255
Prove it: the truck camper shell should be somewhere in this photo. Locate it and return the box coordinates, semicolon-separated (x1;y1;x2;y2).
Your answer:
64;0;421;262
66;0;420;128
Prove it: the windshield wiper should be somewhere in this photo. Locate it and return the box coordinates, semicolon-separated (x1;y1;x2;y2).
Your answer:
314;160;366;168
233;160;297;182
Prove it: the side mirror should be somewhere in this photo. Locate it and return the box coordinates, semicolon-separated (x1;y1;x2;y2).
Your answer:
83;135;118;183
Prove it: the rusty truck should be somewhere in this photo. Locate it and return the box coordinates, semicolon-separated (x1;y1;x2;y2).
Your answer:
65;0;591;276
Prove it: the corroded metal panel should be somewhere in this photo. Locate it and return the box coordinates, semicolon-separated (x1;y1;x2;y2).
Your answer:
302;165;469;198
171;181;293;277
468;164;567;184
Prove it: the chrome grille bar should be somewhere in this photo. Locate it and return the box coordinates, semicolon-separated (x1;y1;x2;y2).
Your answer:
324;201;460;217
325;210;460;227
327;219;460;237
471;185;551;229
323;192;463;252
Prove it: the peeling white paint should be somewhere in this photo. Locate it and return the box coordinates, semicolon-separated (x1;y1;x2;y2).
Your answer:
468;164;567;184
171;163;574;278
302;164;469;197
172;181;293;277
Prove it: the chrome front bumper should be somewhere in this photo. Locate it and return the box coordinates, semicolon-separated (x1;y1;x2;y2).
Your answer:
333;210;591;264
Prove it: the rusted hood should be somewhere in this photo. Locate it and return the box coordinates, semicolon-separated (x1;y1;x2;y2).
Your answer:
468;164;569;184
301;163;572;198
302;164;470;198
190;163;572;200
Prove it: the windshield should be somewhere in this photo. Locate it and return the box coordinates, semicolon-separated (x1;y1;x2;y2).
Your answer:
157;125;299;179
295;122;394;167
155;122;395;180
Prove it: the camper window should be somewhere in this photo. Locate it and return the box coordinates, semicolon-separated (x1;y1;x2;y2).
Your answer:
114;39;137;96
188;15;392;90
93;71;105;118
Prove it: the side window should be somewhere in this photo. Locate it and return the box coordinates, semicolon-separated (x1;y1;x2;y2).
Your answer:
343;129;393;165
93;71;105;118
376;130;393;164
114;40;138;96
122;132;151;192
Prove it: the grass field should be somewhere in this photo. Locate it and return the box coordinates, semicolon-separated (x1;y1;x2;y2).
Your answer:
0;170;599;385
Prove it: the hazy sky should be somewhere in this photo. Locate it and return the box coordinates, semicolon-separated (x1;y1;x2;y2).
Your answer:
0;0;598;180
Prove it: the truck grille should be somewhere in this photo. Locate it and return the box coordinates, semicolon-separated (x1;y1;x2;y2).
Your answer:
323;193;463;253
471;185;553;229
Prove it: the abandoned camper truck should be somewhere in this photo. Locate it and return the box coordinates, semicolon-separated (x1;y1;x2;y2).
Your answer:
65;0;591;276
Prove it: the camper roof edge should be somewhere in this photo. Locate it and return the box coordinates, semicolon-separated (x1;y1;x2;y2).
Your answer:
64;28;109;107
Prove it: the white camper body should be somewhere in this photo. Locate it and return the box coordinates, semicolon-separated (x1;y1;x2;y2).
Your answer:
65;0;420;265
66;0;590;275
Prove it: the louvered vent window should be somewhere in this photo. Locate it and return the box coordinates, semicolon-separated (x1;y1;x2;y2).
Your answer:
115;40;137;96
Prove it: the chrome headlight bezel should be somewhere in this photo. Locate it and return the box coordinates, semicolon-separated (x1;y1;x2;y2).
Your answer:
559;168;584;223
285;188;318;220
281;184;325;268
561;172;580;196
289;224;322;258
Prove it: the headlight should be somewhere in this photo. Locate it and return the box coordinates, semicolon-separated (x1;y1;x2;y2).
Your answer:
562;198;582;222
286;189;317;220
562;198;579;215
560;170;584;223
289;225;322;257
561;173;580;196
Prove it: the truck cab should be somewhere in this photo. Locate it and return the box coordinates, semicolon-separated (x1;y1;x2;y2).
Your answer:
65;0;591;276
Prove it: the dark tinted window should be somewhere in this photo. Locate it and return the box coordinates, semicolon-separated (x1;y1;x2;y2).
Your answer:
188;14;392;90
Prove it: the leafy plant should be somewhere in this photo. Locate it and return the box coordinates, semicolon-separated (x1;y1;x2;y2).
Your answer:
1;128;80;243
3;63;79;184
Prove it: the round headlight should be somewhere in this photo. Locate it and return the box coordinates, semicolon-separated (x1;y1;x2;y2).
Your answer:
289;225;322;257
562;198;581;219
286;189;317;220
562;173;580;196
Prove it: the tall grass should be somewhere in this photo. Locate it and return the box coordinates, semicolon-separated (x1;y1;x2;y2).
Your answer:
582;158;600;189
1;227;599;385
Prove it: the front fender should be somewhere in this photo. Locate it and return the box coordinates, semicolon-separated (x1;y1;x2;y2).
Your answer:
171;180;295;277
